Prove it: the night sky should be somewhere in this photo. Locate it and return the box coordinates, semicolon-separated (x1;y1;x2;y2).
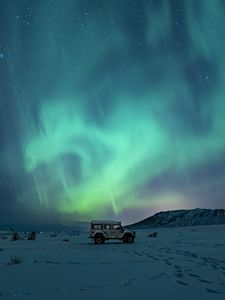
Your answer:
0;0;225;225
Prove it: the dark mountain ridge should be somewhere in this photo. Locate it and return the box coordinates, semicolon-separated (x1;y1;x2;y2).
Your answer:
131;208;225;228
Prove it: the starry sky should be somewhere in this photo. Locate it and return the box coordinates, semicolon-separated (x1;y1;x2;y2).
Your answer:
0;0;225;226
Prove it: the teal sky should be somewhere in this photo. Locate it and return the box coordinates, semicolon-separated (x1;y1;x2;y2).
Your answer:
0;0;225;225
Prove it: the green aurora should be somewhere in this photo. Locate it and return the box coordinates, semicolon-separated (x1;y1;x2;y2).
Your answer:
0;0;225;224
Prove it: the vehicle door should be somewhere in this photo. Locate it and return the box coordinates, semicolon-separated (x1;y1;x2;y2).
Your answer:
103;224;112;238
111;224;123;238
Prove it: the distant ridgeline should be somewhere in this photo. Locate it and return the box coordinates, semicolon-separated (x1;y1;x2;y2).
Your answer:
131;208;225;228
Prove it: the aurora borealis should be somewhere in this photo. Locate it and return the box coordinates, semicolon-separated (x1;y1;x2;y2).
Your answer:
0;0;225;225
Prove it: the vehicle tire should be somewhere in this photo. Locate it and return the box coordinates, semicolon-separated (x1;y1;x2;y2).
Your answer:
126;235;134;243
94;235;105;244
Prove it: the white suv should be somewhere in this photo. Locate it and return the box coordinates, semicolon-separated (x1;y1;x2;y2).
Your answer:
90;220;135;244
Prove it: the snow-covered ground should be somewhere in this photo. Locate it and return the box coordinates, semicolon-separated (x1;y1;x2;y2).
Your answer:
0;225;225;299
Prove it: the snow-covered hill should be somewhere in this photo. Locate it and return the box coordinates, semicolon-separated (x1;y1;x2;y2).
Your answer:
131;208;225;228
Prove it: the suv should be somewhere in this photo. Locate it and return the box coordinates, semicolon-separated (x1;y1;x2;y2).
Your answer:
90;220;135;244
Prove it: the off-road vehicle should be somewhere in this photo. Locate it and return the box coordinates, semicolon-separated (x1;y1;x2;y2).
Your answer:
90;220;135;244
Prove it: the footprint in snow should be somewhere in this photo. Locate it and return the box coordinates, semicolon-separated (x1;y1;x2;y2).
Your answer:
121;278;137;287
198;279;212;284
174;265;182;270
218;279;225;288
45;260;61;264
190;253;198;258
31;259;41;263
205;288;221;294
211;265;218;270
173;272;183;278
164;259;172;266
187;273;200;278
176;280;189;286
133;252;143;257
150;256;159;261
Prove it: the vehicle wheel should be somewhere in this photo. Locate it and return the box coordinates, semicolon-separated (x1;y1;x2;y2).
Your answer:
126;235;134;243
94;235;105;244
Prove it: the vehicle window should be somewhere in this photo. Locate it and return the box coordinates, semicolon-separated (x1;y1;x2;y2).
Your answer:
92;224;103;230
113;225;121;230
104;224;111;230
